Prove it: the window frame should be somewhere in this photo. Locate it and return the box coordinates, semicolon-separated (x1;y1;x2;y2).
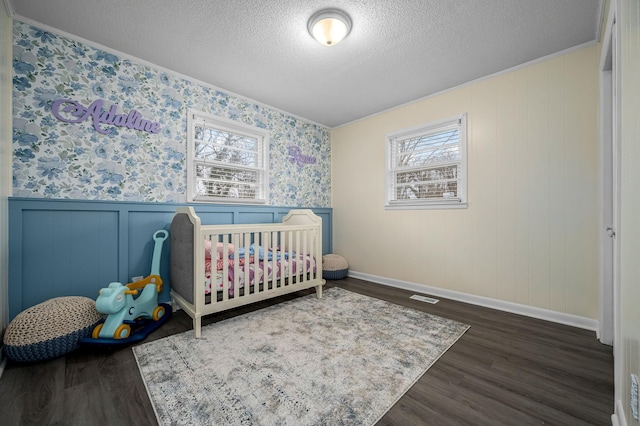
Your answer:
187;109;270;205
385;114;468;210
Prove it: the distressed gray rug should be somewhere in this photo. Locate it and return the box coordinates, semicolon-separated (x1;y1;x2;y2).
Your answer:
133;287;469;426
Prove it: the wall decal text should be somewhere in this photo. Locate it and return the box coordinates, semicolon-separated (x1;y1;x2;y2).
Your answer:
51;98;161;135
288;146;317;167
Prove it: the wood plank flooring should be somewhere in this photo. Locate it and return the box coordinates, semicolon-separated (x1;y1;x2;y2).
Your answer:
0;277;613;425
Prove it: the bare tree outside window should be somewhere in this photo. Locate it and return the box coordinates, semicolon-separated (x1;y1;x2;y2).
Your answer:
386;114;467;209
188;111;268;204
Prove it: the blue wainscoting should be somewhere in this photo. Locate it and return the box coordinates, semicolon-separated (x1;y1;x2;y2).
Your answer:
8;198;332;320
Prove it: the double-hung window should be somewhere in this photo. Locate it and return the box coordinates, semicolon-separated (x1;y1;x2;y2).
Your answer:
385;114;467;209
187;110;269;204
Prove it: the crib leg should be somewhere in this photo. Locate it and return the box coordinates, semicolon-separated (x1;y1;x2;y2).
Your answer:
194;316;202;338
316;284;323;299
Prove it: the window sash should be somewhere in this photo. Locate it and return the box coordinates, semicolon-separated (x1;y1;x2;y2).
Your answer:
193;126;260;168
392;126;460;170
386;114;466;208
188;111;268;204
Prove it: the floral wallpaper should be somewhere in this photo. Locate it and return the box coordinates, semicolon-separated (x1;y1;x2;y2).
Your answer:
12;21;331;207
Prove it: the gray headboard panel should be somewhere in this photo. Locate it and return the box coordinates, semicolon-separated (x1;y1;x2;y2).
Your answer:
170;212;195;304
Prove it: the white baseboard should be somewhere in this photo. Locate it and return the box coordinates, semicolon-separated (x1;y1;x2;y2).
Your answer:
612;399;627;426
348;271;599;332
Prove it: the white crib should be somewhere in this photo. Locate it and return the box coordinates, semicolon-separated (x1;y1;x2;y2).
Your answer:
169;207;325;337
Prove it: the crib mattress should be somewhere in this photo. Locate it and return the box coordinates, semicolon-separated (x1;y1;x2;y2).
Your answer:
205;254;316;296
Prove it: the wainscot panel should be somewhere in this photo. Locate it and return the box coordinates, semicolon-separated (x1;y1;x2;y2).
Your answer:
8;198;332;320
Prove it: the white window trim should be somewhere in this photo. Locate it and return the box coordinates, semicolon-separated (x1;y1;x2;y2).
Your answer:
385;114;468;210
187;109;270;205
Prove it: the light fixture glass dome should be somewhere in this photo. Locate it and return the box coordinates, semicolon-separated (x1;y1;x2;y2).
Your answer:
308;9;352;46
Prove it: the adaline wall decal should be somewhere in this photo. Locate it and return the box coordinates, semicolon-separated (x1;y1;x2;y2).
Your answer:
51;98;161;135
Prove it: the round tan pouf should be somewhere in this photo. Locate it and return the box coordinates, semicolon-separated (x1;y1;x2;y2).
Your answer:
4;296;103;363
322;254;349;280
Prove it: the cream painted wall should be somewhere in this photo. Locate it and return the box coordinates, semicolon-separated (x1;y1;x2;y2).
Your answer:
0;4;12;339
332;45;600;320
618;0;640;422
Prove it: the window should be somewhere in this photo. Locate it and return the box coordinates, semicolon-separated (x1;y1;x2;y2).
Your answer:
187;110;269;204
385;114;467;209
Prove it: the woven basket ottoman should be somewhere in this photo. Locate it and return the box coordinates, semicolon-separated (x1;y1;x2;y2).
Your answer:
4;296;103;363
322;254;349;280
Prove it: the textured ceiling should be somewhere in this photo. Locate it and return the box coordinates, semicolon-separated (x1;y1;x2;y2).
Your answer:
6;0;603;128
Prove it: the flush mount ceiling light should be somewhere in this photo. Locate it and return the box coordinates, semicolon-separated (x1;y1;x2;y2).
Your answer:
307;8;352;46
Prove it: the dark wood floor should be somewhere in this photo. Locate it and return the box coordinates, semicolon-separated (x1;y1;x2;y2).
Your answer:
0;277;613;425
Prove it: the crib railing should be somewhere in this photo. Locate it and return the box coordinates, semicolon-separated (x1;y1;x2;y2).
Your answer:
199;223;320;306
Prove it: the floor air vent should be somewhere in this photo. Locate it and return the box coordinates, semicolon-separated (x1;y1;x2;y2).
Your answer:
409;294;439;304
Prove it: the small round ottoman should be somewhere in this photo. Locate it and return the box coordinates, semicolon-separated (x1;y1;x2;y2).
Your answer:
322;254;349;280
4;296;103;363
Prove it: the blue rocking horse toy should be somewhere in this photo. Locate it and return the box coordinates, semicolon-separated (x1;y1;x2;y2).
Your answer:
82;230;171;345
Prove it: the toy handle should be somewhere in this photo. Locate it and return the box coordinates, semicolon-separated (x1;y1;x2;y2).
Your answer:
154;230;168;242
150;230;168;277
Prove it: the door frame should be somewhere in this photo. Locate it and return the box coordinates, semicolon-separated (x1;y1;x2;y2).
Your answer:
598;1;621;420
598;7;616;347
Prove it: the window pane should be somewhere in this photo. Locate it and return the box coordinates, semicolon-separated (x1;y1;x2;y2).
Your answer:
195;164;258;199
396;180;458;200
400;129;459;153
195;180;257;199
396;164;458;183
195;126;257;151
194;141;258;166
397;145;460;168
396;129;460;167
395;164;458;199
194;125;258;167
196;164;259;183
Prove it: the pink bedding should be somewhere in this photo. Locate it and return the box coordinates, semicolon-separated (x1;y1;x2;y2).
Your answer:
204;243;316;296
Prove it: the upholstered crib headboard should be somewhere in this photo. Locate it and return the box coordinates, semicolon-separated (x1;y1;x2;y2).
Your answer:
170;211;196;304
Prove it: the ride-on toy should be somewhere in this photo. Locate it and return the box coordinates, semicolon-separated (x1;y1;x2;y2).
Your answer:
81;230;171;345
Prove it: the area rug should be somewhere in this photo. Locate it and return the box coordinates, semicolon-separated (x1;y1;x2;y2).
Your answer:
133;287;469;425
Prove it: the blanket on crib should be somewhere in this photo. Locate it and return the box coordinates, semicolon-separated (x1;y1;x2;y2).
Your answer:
204;242;316;296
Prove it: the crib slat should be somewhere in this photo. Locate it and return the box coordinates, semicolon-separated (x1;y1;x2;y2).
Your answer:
263;233;268;292
306;229;312;281
200;234;211;308
223;234;229;302
244;232;249;296
281;230;286;287
277;231;281;290
267;231;273;290
298;230;303;284
221;236;229;302
229;233;238;301
257;232;263;294
286;230;292;286
302;229;311;281
252;231;257;295
313;227;318;279
276;230;282;288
